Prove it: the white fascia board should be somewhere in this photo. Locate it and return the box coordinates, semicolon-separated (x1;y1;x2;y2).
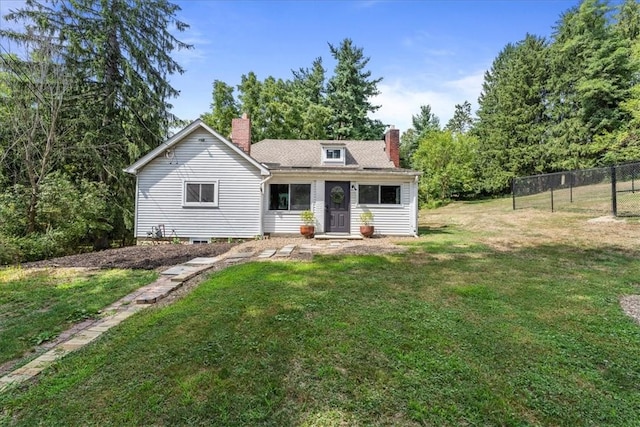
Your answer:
123;119;270;176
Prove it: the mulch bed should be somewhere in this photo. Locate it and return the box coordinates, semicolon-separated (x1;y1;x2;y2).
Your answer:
20;243;238;270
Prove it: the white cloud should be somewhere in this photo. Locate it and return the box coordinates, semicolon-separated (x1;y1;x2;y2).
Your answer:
371;70;485;132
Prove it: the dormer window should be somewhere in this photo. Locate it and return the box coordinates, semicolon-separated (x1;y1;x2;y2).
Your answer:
326;149;342;159
322;144;346;165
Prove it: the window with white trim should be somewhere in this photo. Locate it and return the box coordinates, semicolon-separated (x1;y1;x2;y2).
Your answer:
269;184;311;211
358;185;401;205
326;149;342;159
184;181;219;207
322;146;346;164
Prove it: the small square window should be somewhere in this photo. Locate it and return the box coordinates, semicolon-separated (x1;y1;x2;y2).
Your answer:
381;186;401;204
184;181;218;207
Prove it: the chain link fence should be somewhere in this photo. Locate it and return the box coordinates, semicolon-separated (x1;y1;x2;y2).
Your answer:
512;162;640;217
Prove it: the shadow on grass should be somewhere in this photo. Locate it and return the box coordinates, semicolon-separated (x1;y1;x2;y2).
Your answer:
417;225;452;236
3;241;640;426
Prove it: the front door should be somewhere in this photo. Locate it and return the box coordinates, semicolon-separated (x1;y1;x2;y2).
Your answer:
325;181;350;233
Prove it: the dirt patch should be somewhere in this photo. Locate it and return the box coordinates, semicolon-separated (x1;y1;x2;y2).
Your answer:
20;243;238;270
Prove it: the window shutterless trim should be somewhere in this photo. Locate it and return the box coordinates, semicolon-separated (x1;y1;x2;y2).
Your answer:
357;184;402;206
182;180;219;207
268;183;311;211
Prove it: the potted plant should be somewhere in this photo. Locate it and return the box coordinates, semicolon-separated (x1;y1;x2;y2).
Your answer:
359;211;374;238
300;210;315;238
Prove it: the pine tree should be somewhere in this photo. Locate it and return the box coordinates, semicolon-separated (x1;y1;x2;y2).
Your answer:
2;0;192;241
474;35;551;193
326;38;385;140
445;101;474;134
547;0;634;169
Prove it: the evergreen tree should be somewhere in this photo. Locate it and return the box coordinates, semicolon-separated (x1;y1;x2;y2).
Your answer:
292;57;331;139
326;38;385;140
547;0;634;169
2;0;192;242
445;101;474;134
474;35;550;194
600;0;640;163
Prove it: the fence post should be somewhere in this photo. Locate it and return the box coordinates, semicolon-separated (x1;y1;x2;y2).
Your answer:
512;179;516;210
611;165;617;217
570;172;574;203
550;186;554;213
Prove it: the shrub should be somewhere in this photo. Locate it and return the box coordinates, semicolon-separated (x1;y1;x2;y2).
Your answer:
0;173;113;263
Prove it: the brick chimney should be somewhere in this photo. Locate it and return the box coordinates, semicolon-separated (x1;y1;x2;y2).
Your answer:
231;113;251;155
384;126;400;168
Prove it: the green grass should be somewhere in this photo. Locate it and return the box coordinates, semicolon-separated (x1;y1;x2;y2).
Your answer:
1;228;639;426
0;268;157;365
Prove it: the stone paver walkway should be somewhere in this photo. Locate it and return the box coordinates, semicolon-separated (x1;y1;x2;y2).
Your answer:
0;239;363;392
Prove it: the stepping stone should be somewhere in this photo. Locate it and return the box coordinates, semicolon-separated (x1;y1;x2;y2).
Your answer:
275;245;296;257
234;252;254;258
185;257;219;266
161;265;198;276
258;249;277;258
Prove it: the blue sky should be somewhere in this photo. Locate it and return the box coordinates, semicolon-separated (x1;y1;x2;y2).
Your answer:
168;0;579;131
1;0;581;132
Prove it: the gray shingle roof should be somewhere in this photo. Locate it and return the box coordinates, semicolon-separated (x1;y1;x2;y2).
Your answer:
250;139;396;169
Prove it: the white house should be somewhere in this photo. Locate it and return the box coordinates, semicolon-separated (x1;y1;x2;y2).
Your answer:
124;116;421;243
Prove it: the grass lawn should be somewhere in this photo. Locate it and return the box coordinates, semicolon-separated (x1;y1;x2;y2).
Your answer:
0;268;157;366
1;201;640;425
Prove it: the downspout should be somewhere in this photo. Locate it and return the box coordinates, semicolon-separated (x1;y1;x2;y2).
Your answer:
259;174;272;237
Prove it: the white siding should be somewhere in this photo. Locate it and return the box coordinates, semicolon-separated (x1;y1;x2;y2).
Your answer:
351;180;415;236
262;173;418;236
262;179;318;234
135;129;263;239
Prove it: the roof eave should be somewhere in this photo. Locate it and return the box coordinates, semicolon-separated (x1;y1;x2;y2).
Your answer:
268;167;421;176
124;119;270;176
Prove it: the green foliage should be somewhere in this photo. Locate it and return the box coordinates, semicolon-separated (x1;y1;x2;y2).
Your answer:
300;210;315;225
470;0;640;195
413;131;478;203
0;0;191;251
0;173;111;263
359;211;374;225
445;101;474;134
200;80;239;138
326;38;385;139
209;39;384;143
474;35;550;194
400;105;441;168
